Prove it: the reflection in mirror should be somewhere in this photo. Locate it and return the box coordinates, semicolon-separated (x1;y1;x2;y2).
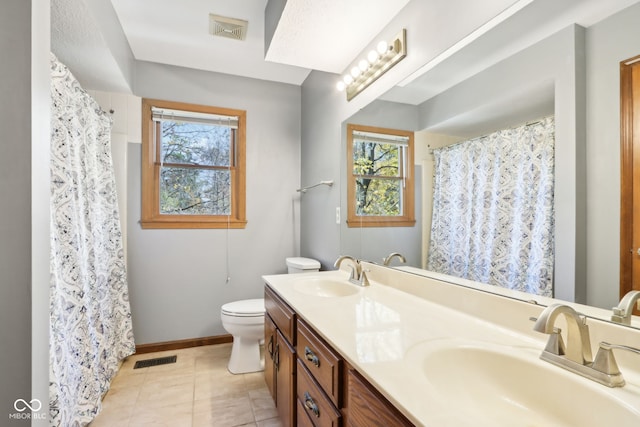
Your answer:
339;1;640;328
346;124;415;228
426;117;555;298
341;106;422;267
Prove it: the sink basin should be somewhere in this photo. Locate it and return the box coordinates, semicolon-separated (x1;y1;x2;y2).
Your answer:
293;278;360;298
417;342;640;426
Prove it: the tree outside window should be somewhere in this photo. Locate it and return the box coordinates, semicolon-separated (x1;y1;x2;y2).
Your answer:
141;99;246;229
159;121;232;215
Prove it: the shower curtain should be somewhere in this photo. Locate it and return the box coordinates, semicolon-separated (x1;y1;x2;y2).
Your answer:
49;53;135;426
427;117;555;297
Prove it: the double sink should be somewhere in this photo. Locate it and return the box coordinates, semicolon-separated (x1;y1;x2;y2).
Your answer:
280;270;640;426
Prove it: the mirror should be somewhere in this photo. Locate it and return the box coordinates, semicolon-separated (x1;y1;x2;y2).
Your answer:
339;0;640;328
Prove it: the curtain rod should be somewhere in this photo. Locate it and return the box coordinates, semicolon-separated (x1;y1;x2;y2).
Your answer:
428;115;553;154
296;180;334;193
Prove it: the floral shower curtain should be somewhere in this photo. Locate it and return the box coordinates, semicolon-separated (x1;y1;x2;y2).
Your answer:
427;117;555;297
49;53;135;426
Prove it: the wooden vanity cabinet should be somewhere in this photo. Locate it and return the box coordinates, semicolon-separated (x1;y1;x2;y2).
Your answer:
346;369;413;427
264;286;297;427
265;284;415;427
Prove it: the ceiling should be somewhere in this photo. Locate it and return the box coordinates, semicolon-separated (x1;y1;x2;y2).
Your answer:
51;0;410;91
51;0;639;137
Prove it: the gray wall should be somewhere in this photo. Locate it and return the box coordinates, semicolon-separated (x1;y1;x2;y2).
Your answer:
128;61;302;344
1;1;49;424
0;2;32;419
585;3;640;308
299;72;344;269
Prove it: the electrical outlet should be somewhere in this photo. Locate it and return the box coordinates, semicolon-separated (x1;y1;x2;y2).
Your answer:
335;207;341;224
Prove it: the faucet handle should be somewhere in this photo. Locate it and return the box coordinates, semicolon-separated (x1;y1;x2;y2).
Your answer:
591;341;640;388
529;317;565;356
589;342;640;387
359;268;370;286
592;342;623;378
543;328;566;356
345;264;358;282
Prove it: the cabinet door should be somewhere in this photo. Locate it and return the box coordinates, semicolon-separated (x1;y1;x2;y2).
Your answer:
346;369;414;427
265;314;277;400
276;330;296;427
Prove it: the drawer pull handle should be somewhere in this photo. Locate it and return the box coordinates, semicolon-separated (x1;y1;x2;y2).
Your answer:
274;343;280;370
267;335;274;359
304;346;320;367
303;392;320;418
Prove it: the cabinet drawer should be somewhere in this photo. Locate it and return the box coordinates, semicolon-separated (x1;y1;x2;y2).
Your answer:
296;319;342;406
297;360;342;427
297;399;316;427
265;285;296;344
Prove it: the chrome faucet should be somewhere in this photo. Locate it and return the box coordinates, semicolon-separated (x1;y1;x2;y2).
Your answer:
532;303;640;387
383;252;406;266
611;290;640;325
532;303;592;365
334;255;370;286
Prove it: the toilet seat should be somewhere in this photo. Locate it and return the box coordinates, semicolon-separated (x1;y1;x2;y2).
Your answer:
221;298;265;317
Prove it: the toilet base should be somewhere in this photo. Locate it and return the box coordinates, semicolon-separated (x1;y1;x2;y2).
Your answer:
227;336;264;374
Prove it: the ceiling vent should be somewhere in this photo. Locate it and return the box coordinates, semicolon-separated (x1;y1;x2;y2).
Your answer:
209;14;248;41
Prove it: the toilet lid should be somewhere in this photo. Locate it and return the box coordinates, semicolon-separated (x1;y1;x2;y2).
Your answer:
221;299;265;317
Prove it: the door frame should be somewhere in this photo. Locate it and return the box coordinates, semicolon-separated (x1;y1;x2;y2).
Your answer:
620;54;640;298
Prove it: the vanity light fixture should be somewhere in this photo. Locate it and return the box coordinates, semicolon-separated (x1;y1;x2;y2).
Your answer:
337;29;407;101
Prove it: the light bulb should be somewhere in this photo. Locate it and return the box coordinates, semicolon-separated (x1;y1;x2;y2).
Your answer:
358;59;369;72
343;75;353;85
377;40;388;55
336;81;345;91
367;50;379;64
350;66;361;78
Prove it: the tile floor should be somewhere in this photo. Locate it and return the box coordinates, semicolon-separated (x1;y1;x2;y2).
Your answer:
90;343;282;427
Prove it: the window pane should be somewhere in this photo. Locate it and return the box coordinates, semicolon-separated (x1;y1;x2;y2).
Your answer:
161;121;231;167
352;141;400;177
355;178;402;216
160;167;230;215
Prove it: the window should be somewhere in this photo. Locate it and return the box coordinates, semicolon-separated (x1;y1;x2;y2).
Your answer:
347;124;415;227
141;99;246;229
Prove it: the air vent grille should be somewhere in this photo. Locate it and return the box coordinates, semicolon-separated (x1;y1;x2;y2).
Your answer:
209;14;248;41
133;355;177;369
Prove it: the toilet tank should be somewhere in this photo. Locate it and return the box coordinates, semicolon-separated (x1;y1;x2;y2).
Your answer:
286;257;321;274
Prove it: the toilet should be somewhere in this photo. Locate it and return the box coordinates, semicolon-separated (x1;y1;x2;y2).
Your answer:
285;256;321;274
221;257;321;374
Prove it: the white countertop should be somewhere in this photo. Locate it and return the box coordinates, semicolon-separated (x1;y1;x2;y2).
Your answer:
263;267;640;426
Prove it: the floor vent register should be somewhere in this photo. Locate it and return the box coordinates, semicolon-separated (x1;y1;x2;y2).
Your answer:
133;355;177;369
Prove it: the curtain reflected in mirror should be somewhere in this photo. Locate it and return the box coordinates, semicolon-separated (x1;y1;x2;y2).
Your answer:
427;117;555;297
